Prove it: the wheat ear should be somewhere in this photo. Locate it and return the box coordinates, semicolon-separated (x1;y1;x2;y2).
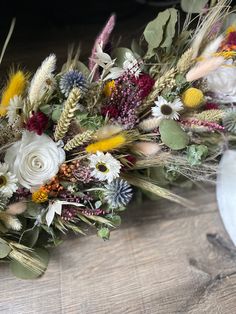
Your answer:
64;130;94;151
54;87;81;141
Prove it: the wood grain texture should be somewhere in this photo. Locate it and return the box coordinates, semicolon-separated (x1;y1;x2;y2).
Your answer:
1;187;236;314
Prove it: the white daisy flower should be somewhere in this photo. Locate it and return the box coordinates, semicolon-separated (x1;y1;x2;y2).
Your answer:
7;95;23;125
151;96;183;120
0;163;18;198
88;152;121;183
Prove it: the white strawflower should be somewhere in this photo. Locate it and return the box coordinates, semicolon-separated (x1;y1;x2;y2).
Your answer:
0;163;18;198
5;131;65;190
206;59;236;103
88;151;121;183
7;95;23;125
152;96;183;120
123;52;141;78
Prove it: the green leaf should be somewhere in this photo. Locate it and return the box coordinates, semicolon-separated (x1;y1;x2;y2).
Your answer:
186;144;208;166
52;106;63;122
131;39;145;58
97;227;110;240
161;9;178;48
20;227;40;248
26;202;42;218
159;119;189;150
10;248;49;280
0;243;11;258
181;0;208;13
76;61;90;78
144;9;170;56
39;104;52;116
105;214;121;227
112;47;133;67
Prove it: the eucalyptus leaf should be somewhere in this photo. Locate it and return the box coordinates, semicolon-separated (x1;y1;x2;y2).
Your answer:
161;9;178;48
20;227;40;248
76;61;90;78
26;202;42;218
39;104;52;116
131;39;145;58
159;119;189;150
10;248;49;280
181;0;208;13
0;243;11;258
144;9;170;56
52;106;63;122
112;47;133;67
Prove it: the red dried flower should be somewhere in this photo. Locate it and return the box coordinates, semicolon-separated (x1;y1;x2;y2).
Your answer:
26;111;49;135
133;73;155;99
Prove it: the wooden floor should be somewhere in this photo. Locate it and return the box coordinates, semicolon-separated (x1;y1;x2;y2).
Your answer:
1;187;236;314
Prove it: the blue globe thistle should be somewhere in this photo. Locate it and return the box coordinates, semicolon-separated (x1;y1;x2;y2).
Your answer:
104;179;133;209
59;70;87;97
223;108;236;134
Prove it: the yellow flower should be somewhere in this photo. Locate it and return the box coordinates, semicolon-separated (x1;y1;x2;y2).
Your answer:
226;25;236;34
103;80;116;97
86;134;126;153
182;87;204;109
0;71;27;116
32;188;48;203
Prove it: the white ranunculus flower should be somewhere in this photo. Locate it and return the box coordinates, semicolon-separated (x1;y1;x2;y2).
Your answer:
206;59;236;103
5;131;65;189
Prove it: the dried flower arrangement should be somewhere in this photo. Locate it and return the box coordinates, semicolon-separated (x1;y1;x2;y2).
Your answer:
0;0;236;279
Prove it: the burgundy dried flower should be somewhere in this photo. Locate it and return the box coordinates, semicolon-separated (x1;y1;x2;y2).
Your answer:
204;102;219;110
121;155;136;172
227;31;236;46
133;73;155;99
101;105;120;118
26;111;48;135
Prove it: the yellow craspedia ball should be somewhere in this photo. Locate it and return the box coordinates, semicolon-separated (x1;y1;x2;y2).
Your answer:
182;87;204;109
103;80;116;97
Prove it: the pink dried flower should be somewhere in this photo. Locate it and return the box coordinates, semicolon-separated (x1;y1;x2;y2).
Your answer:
181;118;224;132
61;205;79;221
89;14;116;79
81;208;106;216
73;166;93;184
26;111;48;135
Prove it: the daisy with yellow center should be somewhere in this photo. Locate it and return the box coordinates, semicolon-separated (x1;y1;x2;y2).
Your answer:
88;151;121;183
151;96;183;120
0;163;18;198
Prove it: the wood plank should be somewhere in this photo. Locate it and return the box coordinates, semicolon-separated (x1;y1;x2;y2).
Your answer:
1;188;236;314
